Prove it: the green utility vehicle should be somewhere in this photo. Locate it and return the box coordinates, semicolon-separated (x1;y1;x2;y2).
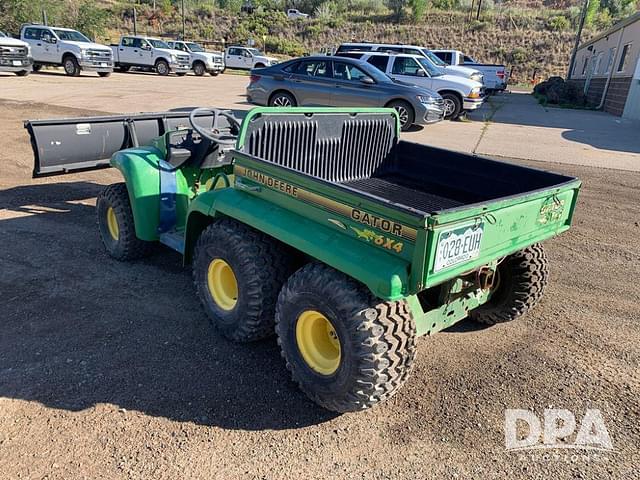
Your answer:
26;107;580;412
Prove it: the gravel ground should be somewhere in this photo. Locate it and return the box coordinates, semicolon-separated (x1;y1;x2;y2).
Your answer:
0;98;639;480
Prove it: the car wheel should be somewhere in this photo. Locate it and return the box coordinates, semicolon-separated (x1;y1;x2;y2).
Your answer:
32;64;42;72
63;56;80;76
15;70;29;76
387;100;415;132
193;61;206;76
441;93;462;120
269;92;297;107
155;59;170;76
254;63;266;68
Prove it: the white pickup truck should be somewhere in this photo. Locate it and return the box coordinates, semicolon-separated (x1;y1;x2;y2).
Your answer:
0;30;32;76
431;50;507;91
20;24;112;77
337;51;484;120
224;46;278;70
167;40;224;76
111;36;190;76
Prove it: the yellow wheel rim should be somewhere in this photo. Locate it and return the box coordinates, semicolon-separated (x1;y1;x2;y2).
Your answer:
207;259;238;311
106;206;119;241
296;310;341;375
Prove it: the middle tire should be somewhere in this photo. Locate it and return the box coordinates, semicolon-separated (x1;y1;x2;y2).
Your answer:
275;263;417;413
193;218;296;342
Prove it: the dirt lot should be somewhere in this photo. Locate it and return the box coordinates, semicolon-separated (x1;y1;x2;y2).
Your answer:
1;79;639;479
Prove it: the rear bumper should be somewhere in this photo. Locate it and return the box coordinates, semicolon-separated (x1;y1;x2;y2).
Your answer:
246;84;269;105
463;97;484;111
0;57;33;71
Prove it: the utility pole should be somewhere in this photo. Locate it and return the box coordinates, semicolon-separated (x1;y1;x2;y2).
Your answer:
42;9;48;25
476;0;483;21
133;7;137;36
181;0;186;40
567;0;589;79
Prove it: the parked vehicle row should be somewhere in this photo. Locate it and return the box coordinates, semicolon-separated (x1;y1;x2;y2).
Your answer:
246;55;446;131
431;49;508;91
0;30;32;76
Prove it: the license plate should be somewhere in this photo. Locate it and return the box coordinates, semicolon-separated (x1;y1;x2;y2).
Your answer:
434;223;484;272
100;63;107;67
12;60;22;66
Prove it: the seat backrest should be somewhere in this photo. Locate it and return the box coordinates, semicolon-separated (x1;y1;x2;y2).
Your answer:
241;111;398;183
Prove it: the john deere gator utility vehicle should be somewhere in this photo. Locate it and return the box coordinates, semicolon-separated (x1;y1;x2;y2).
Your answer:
26;107;580;412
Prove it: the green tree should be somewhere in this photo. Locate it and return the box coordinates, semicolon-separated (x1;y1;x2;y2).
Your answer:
385;0;407;21
408;0;426;21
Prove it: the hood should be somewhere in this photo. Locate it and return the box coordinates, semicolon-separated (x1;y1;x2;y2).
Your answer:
156;48;189;57
256;55;278;62
434;74;482;90
196;51;223;60
389;79;440;98
444;65;482;77
0;36;29;48
62;40;111;52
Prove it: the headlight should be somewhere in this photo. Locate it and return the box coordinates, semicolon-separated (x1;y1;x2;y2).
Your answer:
170;54;177;62
417;94;437;104
468;87;482;99
80;49;89;57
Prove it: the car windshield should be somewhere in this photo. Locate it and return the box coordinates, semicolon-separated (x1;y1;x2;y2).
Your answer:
247;48;262;56
186;42;205;52
148;39;170;49
423;50;446;66
53;29;90;42
416;56;444;76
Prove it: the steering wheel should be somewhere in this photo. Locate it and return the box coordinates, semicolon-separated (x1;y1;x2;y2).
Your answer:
188;107;241;143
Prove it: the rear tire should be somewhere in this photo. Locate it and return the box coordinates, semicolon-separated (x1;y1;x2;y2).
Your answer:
155;59;170;76
441;92;462;120
387;100;415;131
193;61;206;76
96;183;154;261
470;243;549;325
63;55;80;77
268;91;297;107
193;218;296;342
275;263;417;412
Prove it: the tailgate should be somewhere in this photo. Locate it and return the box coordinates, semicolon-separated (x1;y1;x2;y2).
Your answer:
423;180;580;288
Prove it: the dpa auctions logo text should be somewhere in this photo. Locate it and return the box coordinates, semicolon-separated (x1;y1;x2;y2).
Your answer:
505;409;614;452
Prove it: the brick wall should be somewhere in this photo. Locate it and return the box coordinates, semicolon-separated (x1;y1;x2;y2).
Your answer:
568;76;633;116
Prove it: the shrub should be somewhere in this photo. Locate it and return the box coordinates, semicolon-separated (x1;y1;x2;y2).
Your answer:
265;37;305;56
546;15;569;32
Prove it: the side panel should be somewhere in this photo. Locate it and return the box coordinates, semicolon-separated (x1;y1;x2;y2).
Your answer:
111;147;192;241
184;188;411;301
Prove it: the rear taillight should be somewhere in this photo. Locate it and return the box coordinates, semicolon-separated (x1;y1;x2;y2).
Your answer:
250;74;261;83
497;70;505;79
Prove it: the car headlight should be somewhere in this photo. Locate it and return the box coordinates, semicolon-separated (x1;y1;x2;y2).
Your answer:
417;94;438;104
468;87;482;99
80;49;89;58
170;54;177;62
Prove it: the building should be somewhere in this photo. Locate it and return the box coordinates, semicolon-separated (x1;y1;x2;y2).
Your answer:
568;11;640;120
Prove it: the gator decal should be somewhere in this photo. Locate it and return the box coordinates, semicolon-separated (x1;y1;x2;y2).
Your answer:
538;197;565;225
234;165;418;242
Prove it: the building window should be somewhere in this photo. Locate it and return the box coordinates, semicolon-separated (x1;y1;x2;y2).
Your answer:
594;52;603;74
605;47;617;74
617;43;631;72
581;56;589;76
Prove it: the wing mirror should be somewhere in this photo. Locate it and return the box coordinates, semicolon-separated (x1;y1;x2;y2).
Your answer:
360;77;375;85
141;43;151;50
417;70;426;77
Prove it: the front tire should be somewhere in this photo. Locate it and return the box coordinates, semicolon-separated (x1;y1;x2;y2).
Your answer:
387;100;415;132
470;244;549;325
63;56;80;77
32;64;43;72
16;70;30;76
275;263;417;413
441;92;462;120
193;218;296;342
96;183;154;261
155;59;170;76
193;61;206;76
268;91;297;107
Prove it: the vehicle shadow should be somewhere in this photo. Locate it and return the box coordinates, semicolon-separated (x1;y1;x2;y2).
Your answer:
0;181;337;430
